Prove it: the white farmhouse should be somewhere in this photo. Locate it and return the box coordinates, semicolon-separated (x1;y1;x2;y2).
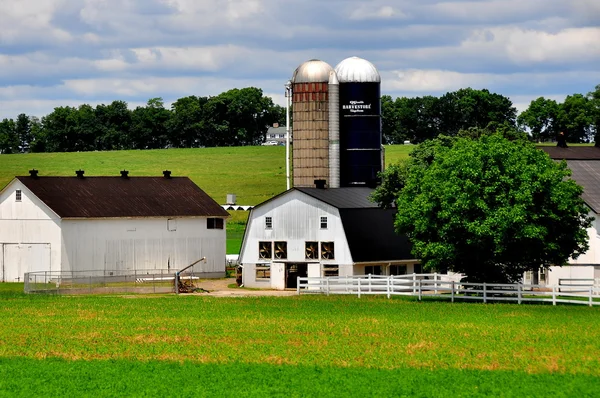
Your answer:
239;187;419;289
527;147;600;286
0;170;229;282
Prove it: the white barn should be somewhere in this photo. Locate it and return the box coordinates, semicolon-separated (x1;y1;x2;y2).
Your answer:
0;170;229;282
526;147;600;286
239;187;419;289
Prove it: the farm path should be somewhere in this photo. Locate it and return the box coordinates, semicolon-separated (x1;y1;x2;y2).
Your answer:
191;278;297;297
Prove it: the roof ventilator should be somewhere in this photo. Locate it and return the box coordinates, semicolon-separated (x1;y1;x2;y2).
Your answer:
120;170;129;178
75;169;85;178
29;169;39;178
163;170;172;179
314;179;326;189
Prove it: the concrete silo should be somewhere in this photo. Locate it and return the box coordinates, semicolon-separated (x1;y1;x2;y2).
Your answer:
334;56;382;186
291;60;334;188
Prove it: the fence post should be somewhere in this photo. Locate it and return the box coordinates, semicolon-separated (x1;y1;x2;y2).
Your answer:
451;281;455;303
412;273;416;295
552;286;556;306
418;279;422;301
434;272;438;294
358;278;361;298
483;283;487;304
368;274;372;293
590;286;593;307
387;276;391;299
297;277;300;295
326;278;330;296
518;284;522;304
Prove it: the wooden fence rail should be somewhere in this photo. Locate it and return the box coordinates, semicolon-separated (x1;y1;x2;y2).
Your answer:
296;274;600;307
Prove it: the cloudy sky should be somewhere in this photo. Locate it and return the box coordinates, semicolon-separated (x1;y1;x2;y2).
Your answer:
1;0;599;120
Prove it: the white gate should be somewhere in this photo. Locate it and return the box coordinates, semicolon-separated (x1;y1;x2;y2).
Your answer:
2;243;51;282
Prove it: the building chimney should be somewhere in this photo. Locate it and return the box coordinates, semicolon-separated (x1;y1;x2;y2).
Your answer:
273;122;279;128
29;169;39;178
120;170;129;178
163;170;172;179
75;169;85;178
314;179;326;189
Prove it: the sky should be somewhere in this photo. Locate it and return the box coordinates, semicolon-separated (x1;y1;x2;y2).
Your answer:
1;0;599;120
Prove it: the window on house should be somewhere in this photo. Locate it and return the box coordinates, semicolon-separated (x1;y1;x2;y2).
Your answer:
265;216;273;229
365;265;382;275
15;190;22;201
323;264;339;277
390;265;407;276
320;216;328;229
207;218;224;229
256;265;271;280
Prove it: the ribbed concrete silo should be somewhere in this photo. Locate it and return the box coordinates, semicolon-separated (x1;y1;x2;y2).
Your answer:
334;56;382;186
291;59;334;188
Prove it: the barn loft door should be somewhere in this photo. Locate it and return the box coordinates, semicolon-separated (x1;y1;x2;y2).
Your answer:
2;243;51;282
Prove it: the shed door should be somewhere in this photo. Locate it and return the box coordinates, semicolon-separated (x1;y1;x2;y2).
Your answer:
2;244;51;282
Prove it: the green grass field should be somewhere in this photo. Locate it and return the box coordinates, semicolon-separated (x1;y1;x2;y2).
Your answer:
0;145;412;255
0;284;598;396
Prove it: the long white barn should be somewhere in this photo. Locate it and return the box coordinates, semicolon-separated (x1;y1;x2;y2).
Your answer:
239;187;419;289
0;171;229;282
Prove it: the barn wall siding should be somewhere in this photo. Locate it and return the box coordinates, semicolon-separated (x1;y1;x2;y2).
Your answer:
61;218;226;275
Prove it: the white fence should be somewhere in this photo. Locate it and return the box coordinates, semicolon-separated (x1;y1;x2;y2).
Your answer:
297;273;600;307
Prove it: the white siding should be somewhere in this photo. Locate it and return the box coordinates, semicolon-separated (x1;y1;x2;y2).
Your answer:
0;180;62;280
61;218;226;275
240;190;353;288
570;212;600;265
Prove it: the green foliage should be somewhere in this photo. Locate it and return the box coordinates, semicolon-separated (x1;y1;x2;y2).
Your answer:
393;135;592;282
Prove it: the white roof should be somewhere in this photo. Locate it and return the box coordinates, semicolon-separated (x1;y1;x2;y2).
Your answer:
334;56;381;83
291;59;334;83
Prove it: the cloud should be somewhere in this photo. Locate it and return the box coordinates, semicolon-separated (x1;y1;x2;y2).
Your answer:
349;5;408;20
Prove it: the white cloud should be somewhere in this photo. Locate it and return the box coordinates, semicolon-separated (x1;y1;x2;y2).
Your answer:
349;5;407;20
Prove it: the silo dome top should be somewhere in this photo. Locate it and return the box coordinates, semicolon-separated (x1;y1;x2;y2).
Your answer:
334;56;381;83
291;59;334;83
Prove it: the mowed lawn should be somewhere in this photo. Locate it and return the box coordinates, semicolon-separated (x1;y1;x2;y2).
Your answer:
0;284;599;397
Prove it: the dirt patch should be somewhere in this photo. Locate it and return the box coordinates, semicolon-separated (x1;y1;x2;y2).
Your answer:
187;278;297;297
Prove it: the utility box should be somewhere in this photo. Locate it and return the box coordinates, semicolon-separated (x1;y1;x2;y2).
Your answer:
226;194;236;205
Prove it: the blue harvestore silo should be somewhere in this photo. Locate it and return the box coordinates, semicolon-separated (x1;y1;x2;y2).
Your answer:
334;56;382;186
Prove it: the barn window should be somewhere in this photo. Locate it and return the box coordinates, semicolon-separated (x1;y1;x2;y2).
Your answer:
390;265;407;275
265;216;273;229
305;241;319;259
259;241;272;259
207;218;224;229
256;265;271;280
320;216;328;229
320;242;334;260
365;265;382;275
323;264;339;277
15;190;22;201
274;241;287;260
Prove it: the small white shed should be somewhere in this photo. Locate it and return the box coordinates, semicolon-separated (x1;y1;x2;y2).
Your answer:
239;187;419;289
0;170;230;282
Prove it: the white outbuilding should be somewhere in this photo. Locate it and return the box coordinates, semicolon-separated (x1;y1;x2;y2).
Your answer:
0;170;229;282
239;187;419;289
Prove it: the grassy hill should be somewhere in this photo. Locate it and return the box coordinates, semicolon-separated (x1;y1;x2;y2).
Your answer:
0;145;413;205
0;145;414;254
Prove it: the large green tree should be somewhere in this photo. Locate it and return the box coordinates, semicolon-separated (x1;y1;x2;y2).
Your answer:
380;135;592;283
517;97;560;142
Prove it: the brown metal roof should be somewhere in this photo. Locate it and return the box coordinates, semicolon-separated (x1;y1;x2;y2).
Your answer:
538;146;600;160
16;176;230;219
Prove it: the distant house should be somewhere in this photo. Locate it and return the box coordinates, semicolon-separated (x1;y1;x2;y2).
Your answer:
0;170;229;282
239;187;419;289
264;124;289;145
528;147;600;285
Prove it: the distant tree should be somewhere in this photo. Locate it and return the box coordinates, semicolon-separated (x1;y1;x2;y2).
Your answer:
129;98;171;149
15;113;33;152
95;100;132;150
377;135;592;283
588;84;600;147
41;106;79;152
167;96;209;147
517;97;560;142
558;94;594;143
0;118;19;154
381;95;400;144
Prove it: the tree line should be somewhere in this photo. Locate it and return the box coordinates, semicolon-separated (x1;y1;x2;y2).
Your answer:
2;84;599;154
0;87;285;154
381;84;600;145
